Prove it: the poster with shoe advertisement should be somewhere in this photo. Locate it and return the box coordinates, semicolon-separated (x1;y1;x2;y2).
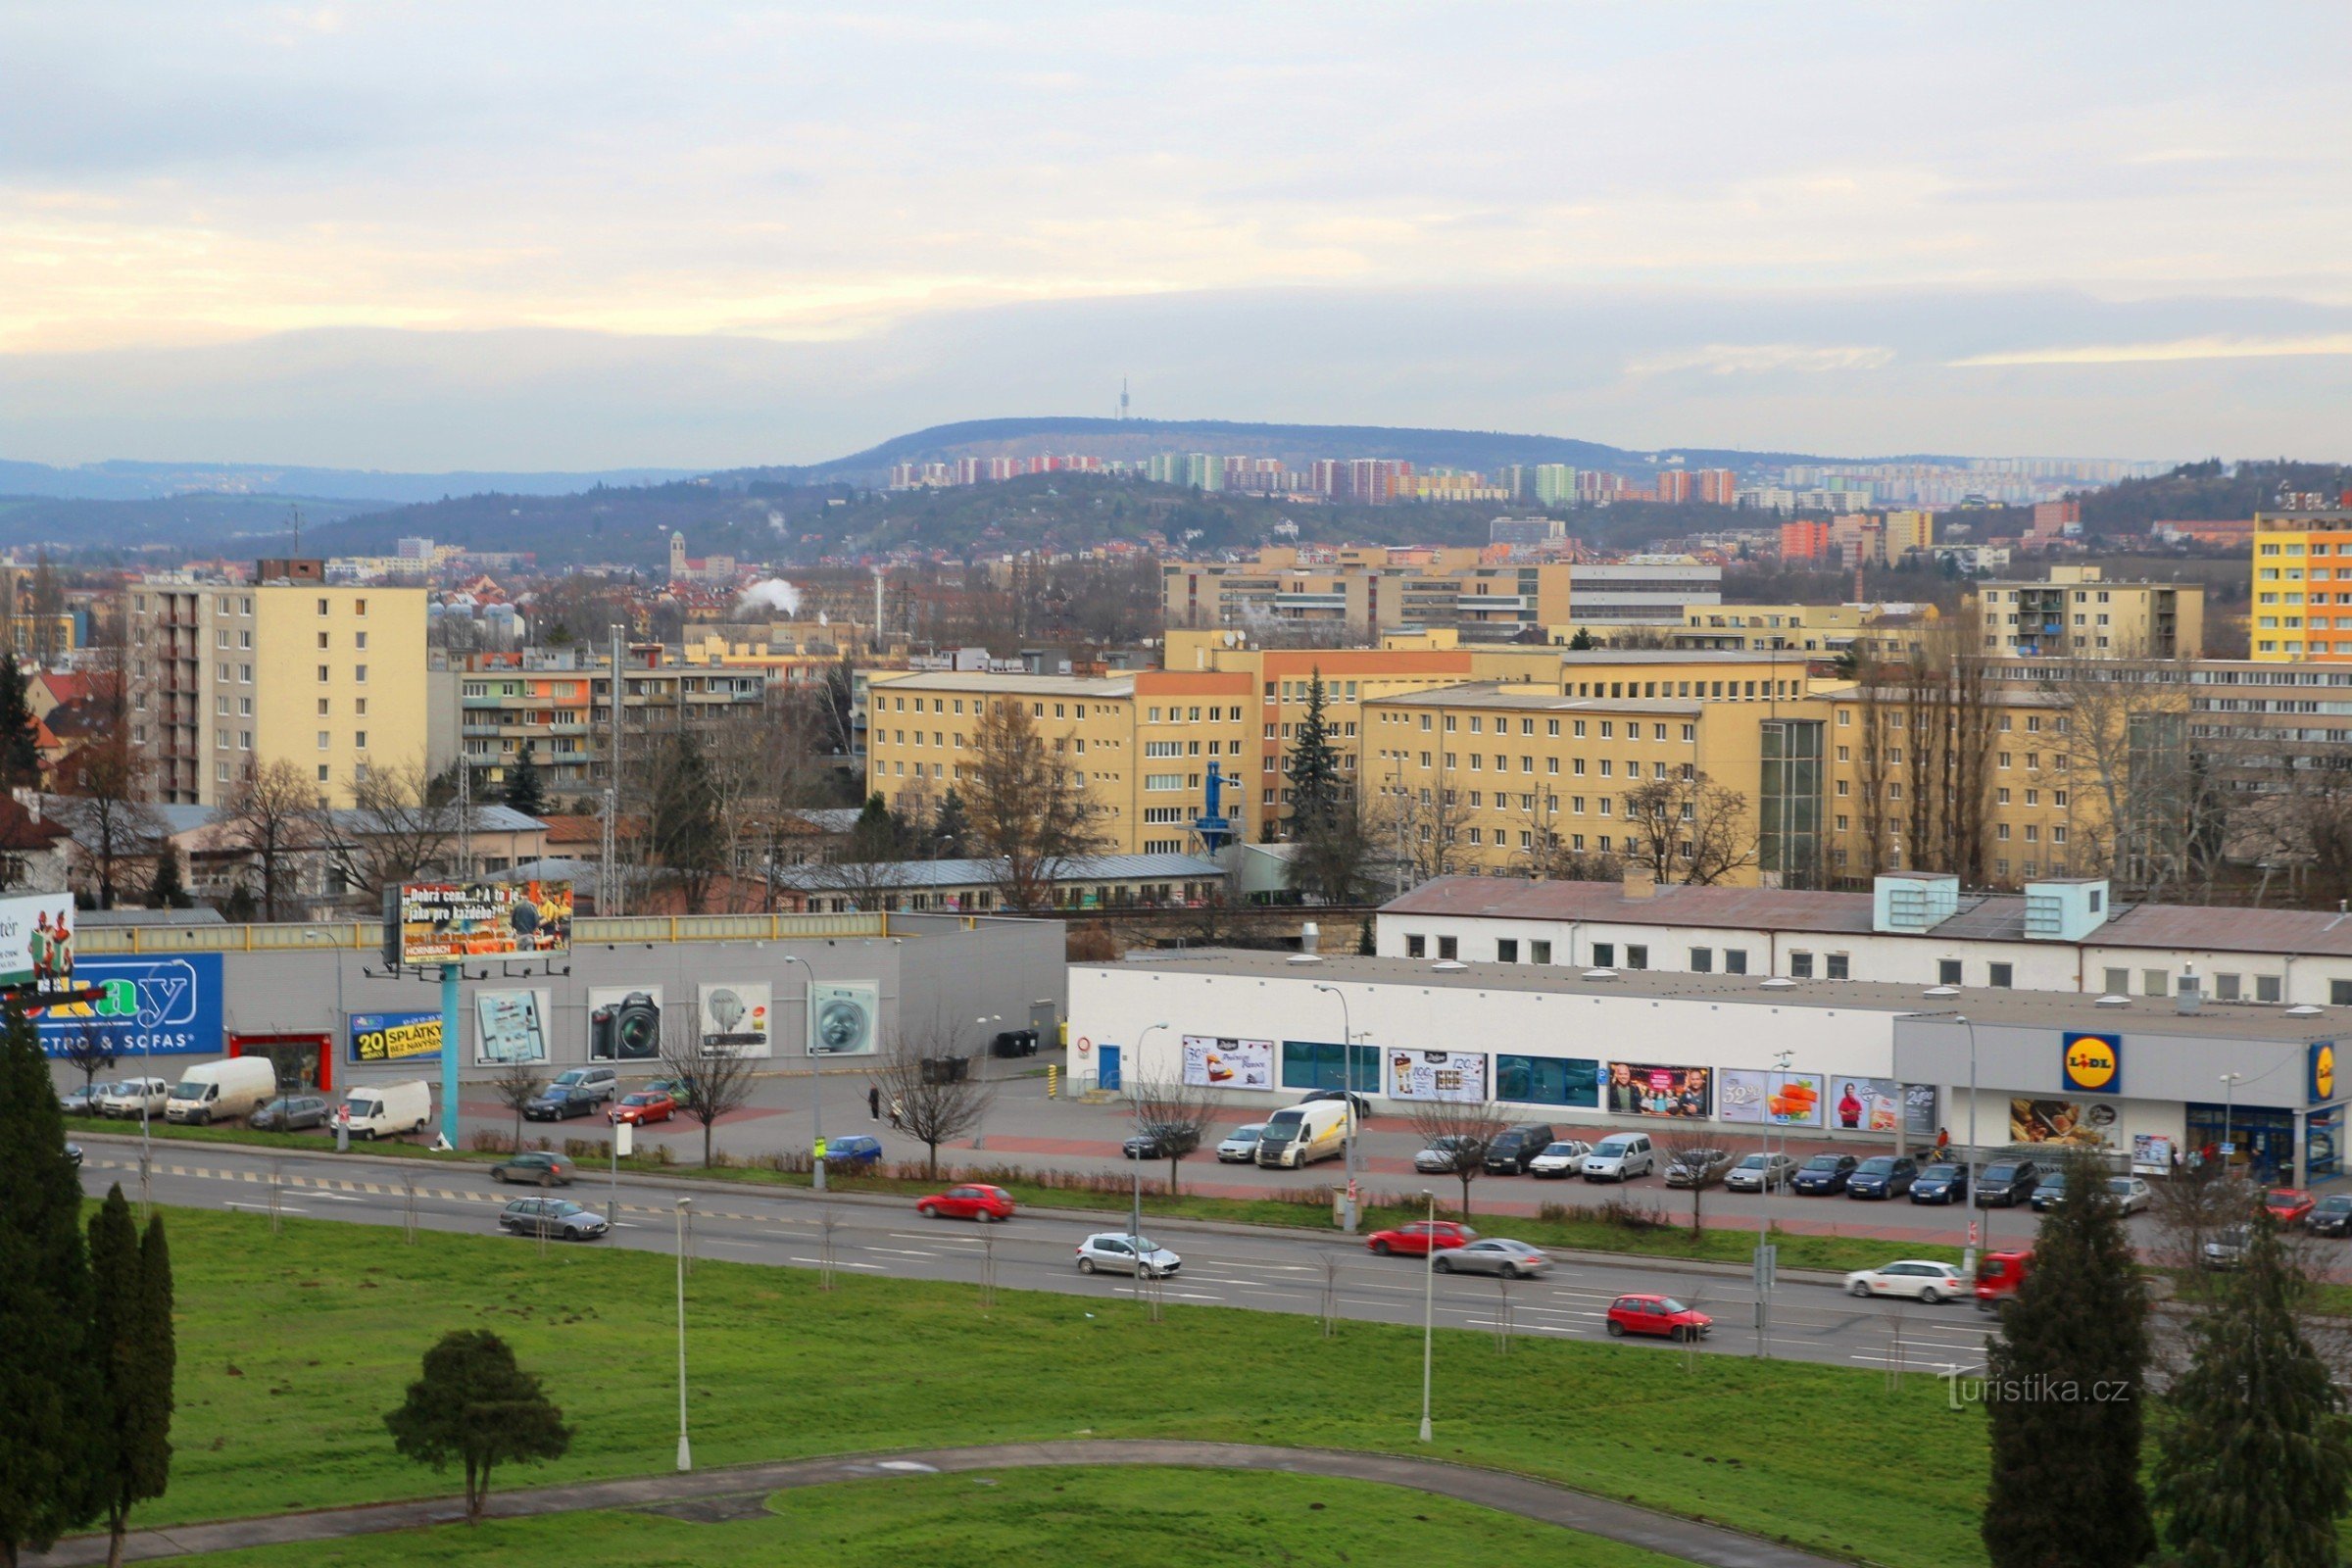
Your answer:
698;982;773;1057
1719;1069;1825;1126
1180;1035;1274;1091
474;989;551;1065
1386;1049;1488;1102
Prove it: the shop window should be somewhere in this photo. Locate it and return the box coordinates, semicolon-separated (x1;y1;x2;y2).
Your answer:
1494;1054;1601;1108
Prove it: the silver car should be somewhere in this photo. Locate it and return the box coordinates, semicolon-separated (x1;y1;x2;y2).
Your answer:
2107;1176;2154;1215
1431;1238;1551;1278
97;1077;172;1119
1075;1232;1181;1279
1726;1152;1799;1192
1414;1135;1479;1174
1528;1140;1592;1178
1215;1124;1267;1163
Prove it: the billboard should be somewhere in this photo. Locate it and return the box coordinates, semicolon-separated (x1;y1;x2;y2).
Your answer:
588;986;664;1061
807;982;879;1056
1385;1049;1487;1102
2009;1097;2118;1145
699;982;773;1057
1602;1061;1713;1118
386;880;572;966
1719;1069;1824;1126
30;955;223;1059
0;893;77;995
474;989;551;1065
1827;1077;1939;1138
1181;1035;1275;1091
350;1010;443;1064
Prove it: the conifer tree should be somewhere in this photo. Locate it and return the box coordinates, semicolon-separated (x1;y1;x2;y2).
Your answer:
1981;1143;2153;1568
501;745;547;818
1284;671;1342;836
0;652;37;791
1566;627;1596;651
928;789;969;858
87;1188;172;1568
2153;1209;2352;1568
145;842;190;910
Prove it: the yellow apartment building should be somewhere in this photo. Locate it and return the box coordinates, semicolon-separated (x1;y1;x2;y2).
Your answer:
1971;566;2203;660
2252;506;2352;662
1161;549;1574;637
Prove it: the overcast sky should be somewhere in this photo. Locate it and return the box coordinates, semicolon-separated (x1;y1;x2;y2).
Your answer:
5;2;2348;468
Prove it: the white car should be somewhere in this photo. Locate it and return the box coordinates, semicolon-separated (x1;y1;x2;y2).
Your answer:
1215;1124;1266;1163
1075;1232;1182;1279
97;1077;172;1119
1726;1152;1799;1192
1844;1259;1966;1303
1528;1140;1592;1178
2106;1176;2154;1215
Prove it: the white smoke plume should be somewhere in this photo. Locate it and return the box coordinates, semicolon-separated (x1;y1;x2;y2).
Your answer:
737;577;803;616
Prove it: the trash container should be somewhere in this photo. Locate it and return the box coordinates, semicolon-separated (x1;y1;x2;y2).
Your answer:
920;1056;970;1085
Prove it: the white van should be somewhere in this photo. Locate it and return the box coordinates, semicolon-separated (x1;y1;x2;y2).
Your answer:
343;1080;432;1140
166;1057;279;1125
1581;1132;1655;1183
1254;1100;1352;1169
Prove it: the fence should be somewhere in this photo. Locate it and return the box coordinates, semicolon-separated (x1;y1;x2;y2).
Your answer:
77;909;902;955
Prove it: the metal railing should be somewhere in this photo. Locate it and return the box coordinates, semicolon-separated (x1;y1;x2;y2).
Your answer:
76;909;900;955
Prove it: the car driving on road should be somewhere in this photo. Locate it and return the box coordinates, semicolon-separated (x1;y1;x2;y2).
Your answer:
916;1184;1015;1222
1606;1295;1711;1343
490;1152;577;1187
1431;1239;1551;1278
1075;1232;1180;1278
1844;1259;1966;1302
1366;1220;1475;1257
498;1198;609;1241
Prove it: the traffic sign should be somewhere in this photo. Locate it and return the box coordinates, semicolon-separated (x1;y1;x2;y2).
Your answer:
1076;1037;1092;1056
2222;1141;2236;1155
1968;1220;1980;1246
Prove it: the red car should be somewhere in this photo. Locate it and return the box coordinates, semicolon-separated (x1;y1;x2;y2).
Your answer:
1605;1294;1712;1343
1366;1220;1476;1257
2266;1188;2317;1225
915;1184;1016;1222
608;1091;676;1127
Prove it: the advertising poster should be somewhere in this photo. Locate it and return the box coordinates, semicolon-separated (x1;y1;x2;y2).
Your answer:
349;1010;443;1064
386;880;572;965
2132;1134;2177;1177
2009;1098;2117;1144
699;982;773;1057
1602;1060;1713;1118
807;981;879;1055
1825;1077;1939;1137
588;986;665;1061
474;989;551;1065
0;892;77;994
1181;1035;1274;1091
31;955;223;1058
1902;1084;1940;1140
1386;1049;1488;1102
1719;1069;1825;1126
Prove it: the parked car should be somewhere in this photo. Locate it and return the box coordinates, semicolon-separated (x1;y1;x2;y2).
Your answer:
1215;1125;1266;1163
1298;1089;1373;1117
249;1095;332;1132
2266;1188;2318;1226
1909;1163;1970;1204
1844;1259;1966;1302
58;1082;115;1117
2310;1194;2352;1237
823;1134;885;1169
523;1083;602;1121
2202;1225;2252;1271
1432;1238;1551;1278
1413;1135;1481;1174
2029;1170;2070;1211
549;1066;619;1104
641;1076;692;1105
1483;1123;1558;1175
1664;1147;1738;1189
1366;1220;1476;1257
1528;1140;1592;1179
1581;1132;1655;1183
1846;1155;1919;1200
1605;1294;1712;1342
490;1152;577;1187
2106;1176;2154;1215
1075;1232;1180;1278
1976;1250;2032;1310
1122;1124;1193;1159
344;1080;431;1140
98;1077;172;1119
1791;1152;1859;1196
1974;1158;2041;1208
609;1091;676;1127
498;1197;609;1241
916;1184;1015;1222
166;1057;276;1125
1725;1152;1798;1193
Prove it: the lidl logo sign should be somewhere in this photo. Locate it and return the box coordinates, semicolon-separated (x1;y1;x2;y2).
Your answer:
2312;1041;2337;1106
2061;1032;2123;1095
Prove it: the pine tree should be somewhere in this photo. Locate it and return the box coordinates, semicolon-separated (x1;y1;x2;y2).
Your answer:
145;842;190;910
1356;916;1375;955
502;745;547;818
88;1188;172;1567
2153;1209;2352;1568
0;652;39;791
1567;627;1596;651
134;1216;175;1525
928;789;969;858
385;1330;570;1523
1981;1144;2153;1568
1284;671;1342;837
0;998;100;1560
849;793;902;862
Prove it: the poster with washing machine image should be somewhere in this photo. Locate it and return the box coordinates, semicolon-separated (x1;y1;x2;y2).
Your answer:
807;981;879;1055
587;986;665;1061
698;982;773;1057
474;989;551;1065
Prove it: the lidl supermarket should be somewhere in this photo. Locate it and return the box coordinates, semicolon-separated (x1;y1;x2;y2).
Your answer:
1071;951;2348;1185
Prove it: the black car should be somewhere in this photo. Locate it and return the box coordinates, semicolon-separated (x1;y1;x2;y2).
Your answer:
1909;1163;1970;1204
1483;1123;1558;1176
498;1198;609;1241
1974;1158;2041;1208
490;1152;578;1187
2310;1195;2352;1237
1846;1155;1918;1200
250;1095;333;1132
522;1085;601;1122
1121;1124;1194;1159
1791;1152;1860;1196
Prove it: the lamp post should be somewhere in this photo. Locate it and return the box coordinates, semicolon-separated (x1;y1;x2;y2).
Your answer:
674;1196;693;1472
1959;1016;1980;1276
1418;1188;1437;1444
1132;1022;1169;1246
2220;1072;2244;1176
778;953;823;1192
1311;983;1360;1233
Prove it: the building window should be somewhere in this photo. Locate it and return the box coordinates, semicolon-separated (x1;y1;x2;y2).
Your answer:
316;598;328;615
1826;953;1850;980
1724;950;1747;975
2331;979;2352;1006
1592;942;1615;967
1938;959;1962;985
1437;936;1458;960
2216;973;2242;1001
318;664;329;683
1625;944;1649;970
1405;935;1426;958
1989;963;2014;989
1690;948;1713;973
354;731;367;749
2143;969;2168;998
355;664;368;683
2257;975;2283;1003
1496;939;1519;963
2103;967;2131;996
318;764;331;782
1788;951;1814;979
1530;940;1552;964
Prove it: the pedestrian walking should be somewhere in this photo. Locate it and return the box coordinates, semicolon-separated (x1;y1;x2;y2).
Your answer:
867;1084;881;1122
887;1097;905;1131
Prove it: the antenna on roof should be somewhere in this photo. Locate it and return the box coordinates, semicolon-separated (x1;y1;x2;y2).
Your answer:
1119;377;1130;421
289;502;303;558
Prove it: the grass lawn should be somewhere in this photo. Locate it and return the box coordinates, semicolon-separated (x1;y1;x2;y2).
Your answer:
181;1467;1694;1568
118;1204;1990;1568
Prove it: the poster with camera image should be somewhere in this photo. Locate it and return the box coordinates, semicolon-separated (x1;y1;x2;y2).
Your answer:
698;982;772;1057
806;981;878;1055
587;986;664;1060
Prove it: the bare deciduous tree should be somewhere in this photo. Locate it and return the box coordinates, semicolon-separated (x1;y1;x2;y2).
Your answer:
1403;1097;1510;1218
1125;1075;1224;1198
657;1011;761;1168
1621;770;1759;886
54;730;162;908
220;757;317;921
487;1060;545;1155
873;1018;997;1179
61;1014;118;1103
1654;1125;1734;1237
2147;1159;2256;1306
315;760;455;901
962;695;1108;911
1369;766;1468;894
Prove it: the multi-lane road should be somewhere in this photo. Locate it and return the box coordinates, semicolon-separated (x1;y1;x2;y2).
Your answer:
76;1134;1998;1377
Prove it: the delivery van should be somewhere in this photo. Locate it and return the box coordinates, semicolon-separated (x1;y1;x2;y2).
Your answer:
1255;1099;1353;1170
166;1056;279;1125
343;1080;433;1140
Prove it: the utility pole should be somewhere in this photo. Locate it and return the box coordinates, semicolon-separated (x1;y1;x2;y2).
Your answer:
602;624;623;916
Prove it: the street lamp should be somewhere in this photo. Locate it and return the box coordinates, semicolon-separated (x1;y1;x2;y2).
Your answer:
1418;1189;1437;1444
1132;1023;1169;1247
674;1196;692;1472
2220;1072;2244;1176
1310;983;1360;1233
777;953;823;1192
1958;1015;1981;1277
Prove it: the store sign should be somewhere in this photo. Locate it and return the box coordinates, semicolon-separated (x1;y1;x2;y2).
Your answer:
30;955;223;1058
1386;1049;1487;1103
2310;1041;2337;1105
1601;1060;1712;1119
385;880;572;966
1181;1035;1274;1091
350;1010;443;1064
1719;1069;1824;1126
2060;1032;2123;1095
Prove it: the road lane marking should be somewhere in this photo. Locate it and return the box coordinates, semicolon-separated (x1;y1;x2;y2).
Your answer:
222;1201;306;1213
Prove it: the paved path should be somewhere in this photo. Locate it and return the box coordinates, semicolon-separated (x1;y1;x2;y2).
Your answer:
29;1440;1850;1568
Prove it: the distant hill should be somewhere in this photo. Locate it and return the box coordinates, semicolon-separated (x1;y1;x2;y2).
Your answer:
2075;459;2352;535
0;457;696;505
0;491;383;553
